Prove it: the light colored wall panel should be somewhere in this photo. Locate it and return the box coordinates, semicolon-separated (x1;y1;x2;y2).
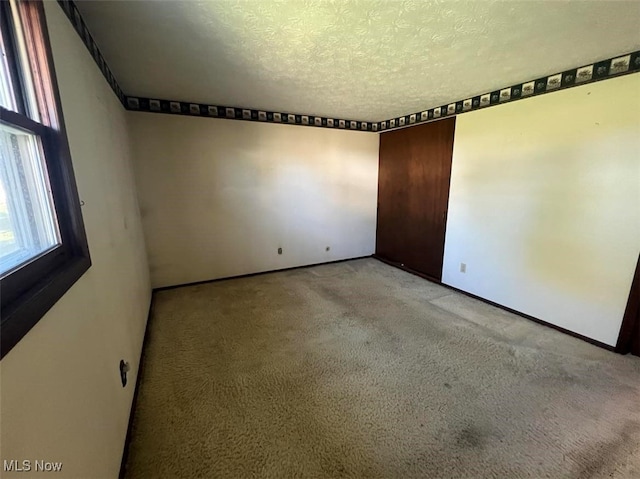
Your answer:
129;114;379;288
443;73;640;346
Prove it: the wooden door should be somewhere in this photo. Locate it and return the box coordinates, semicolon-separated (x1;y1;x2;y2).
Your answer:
631;312;640;356
617;254;640;356
376;118;456;281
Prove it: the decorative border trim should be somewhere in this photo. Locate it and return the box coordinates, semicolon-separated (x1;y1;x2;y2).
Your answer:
377;51;640;132
56;1;639;132
124;96;377;131
56;0;125;105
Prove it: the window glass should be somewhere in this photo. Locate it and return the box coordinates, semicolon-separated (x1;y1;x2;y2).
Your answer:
0;121;60;277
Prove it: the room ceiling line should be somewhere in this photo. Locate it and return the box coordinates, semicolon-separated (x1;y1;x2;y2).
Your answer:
378;51;640;132
57;0;640;134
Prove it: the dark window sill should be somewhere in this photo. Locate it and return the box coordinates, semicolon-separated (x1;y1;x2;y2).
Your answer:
1;254;91;359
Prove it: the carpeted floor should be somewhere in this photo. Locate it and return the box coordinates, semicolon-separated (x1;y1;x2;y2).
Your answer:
124;258;640;479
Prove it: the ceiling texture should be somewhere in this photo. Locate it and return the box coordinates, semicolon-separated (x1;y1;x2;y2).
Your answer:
76;0;640;123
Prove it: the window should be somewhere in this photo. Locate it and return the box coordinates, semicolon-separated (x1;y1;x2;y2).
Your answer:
1;0;90;359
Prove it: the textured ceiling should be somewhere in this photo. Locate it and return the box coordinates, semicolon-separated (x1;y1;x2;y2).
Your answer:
76;0;640;122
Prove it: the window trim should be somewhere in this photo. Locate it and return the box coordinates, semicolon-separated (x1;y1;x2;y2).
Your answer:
1;0;90;359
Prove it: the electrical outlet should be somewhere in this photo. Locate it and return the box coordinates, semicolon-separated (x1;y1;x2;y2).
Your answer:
460;263;466;273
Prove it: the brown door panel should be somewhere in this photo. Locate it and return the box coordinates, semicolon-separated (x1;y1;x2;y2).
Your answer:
376;118;456;281
617;254;640;356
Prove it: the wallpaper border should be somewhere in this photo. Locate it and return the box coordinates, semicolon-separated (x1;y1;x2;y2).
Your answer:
56;0;639;133
124;96;378;132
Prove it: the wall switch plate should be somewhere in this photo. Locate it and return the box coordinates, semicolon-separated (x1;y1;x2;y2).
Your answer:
460;263;466;273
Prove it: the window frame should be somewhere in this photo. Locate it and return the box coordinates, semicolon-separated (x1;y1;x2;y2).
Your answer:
1;0;90;359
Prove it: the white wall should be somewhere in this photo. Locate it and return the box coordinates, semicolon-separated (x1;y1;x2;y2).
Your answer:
0;3;151;478
129;114;379;288
443;73;640;346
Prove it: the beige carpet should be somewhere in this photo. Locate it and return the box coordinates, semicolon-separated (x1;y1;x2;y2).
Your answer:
124;258;640;479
